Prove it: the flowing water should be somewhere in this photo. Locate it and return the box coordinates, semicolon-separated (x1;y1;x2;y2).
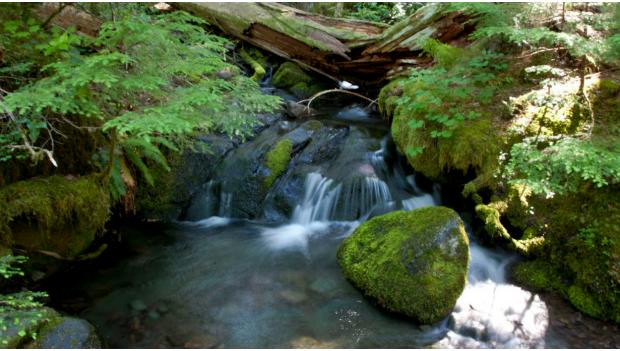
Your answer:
48;102;562;348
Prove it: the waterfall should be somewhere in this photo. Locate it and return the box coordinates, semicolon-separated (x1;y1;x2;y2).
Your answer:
291;173;395;224
291;173;342;224
185;180;233;221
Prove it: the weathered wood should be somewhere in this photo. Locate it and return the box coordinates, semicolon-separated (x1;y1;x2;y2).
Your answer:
175;2;471;86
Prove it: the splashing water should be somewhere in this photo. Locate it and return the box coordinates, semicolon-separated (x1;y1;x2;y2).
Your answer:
441;241;549;348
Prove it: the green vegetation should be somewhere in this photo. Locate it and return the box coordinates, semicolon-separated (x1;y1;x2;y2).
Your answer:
0;175;109;256
381;3;620;322
337;207;469;324
0;6;280;202
0;255;51;347
263;138;293;190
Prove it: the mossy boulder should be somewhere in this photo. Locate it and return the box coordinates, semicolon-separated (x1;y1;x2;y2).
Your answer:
0;175;110;257
337;206;469;324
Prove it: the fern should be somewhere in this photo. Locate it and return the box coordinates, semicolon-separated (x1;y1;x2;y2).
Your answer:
1;9;281;201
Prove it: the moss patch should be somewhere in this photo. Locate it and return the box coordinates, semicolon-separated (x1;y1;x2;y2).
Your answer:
272;62;313;89
512;260;564;292
0;175;110;257
337;206;469;324
568;285;605;319
263;138;293;190
392;114;501;181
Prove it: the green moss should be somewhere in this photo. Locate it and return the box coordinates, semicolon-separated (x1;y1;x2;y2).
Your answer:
239;48;266;82
0;175;110;257
337;206;469;324
263;138;293;190
519;186;620;322
598;79;620;97
568;285;605;319
272;62;313;89
512;260;564;292
301;119;323;131
392;113;501;181
290;82;323;99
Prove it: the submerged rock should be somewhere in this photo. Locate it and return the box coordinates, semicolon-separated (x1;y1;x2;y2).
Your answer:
337;206;469;324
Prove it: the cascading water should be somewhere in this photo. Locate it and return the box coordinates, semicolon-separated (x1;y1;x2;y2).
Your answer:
47;101;572;349
291;173;341;224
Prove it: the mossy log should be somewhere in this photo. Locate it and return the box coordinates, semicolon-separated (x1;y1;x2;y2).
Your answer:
174;3;471;86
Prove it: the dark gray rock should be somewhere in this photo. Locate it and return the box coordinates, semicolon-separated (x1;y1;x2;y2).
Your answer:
26;316;101;349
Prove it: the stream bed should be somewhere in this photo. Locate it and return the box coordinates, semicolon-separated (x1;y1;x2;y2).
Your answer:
46;100;620;348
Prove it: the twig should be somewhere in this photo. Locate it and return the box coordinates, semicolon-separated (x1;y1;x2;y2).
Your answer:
298;89;377;112
510;47;565;59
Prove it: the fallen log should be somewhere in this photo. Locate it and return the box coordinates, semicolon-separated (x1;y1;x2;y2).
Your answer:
175;3;473;86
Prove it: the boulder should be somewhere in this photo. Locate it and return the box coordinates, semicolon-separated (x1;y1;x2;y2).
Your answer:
0;176;109;258
2;307;101;349
337;206;469;324
29;316;101;348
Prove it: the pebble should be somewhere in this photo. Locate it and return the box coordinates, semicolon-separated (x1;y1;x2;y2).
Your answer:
280;289;308;304
130;299;148;312
147;310;161;320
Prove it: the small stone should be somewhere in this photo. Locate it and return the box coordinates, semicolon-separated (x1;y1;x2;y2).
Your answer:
147;310;161;320
310;277;336;295
280;289;308;304
183;335;218;349
130;317;141;332
156;304;169;314
130;299;147;312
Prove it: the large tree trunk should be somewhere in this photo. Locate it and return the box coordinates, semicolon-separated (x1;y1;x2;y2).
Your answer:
174;3;472;86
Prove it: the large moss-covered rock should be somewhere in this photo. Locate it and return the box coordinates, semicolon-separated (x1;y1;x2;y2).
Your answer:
337;206;469;324
0;175;109;257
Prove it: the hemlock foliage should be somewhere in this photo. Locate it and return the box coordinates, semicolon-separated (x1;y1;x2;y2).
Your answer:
0;8;281;199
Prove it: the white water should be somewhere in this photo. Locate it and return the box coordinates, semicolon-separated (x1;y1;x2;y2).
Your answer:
291;172;342;224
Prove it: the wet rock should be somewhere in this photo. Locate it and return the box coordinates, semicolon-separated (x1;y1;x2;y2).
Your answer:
310;277;337;295
285;101;318;119
28;316;101;349
183;335;219;348
147;310;161;320
280;289;308;304
289;336;341;348
337;206;469;324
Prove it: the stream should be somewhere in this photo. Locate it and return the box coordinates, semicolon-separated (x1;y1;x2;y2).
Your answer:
45;94;594;348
